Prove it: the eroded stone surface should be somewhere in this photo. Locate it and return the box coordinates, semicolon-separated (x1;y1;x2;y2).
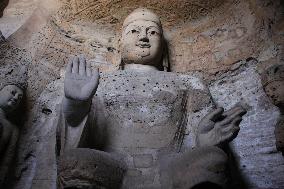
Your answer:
0;0;283;189
58;148;126;189
0;0;39;38
210;60;284;188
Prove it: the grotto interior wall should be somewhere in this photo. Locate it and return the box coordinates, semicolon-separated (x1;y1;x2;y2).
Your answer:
0;0;283;189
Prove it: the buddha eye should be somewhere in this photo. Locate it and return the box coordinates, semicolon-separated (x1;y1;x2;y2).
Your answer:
148;29;160;36
131;29;138;33
11;90;16;95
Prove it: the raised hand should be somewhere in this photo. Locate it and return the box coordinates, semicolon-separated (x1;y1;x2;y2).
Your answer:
64;55;99;101
196;106;247;147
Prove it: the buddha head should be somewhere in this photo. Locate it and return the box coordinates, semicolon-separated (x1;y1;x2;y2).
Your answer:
0;65;27;116
0;85;24;114
261;64;284;112
120;8;169;71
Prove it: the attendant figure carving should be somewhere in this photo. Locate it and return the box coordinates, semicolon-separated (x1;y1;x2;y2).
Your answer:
261;64;284;155
0;66;27;187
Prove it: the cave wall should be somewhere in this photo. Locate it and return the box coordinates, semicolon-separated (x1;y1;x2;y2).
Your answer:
0;0;283;188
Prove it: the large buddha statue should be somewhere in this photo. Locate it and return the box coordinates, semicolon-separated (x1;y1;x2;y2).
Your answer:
56;8;246;189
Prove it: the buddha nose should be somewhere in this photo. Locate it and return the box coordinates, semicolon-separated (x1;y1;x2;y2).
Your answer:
138;31;149;42
14;93;20;101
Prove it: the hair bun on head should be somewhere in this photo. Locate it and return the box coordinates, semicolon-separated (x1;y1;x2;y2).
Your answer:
123;8;162;29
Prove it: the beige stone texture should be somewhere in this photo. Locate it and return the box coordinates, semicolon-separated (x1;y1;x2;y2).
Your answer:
0;0;283;189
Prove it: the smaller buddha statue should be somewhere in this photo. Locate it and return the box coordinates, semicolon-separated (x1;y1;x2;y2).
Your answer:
0;65;27;187
261;64;284;155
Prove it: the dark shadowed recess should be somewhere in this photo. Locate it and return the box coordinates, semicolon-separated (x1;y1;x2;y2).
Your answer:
0;0;9;18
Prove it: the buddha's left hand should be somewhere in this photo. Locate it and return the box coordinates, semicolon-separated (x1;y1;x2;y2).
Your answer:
196;106;247;147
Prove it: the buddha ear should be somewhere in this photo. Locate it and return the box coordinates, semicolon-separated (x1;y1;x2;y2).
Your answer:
116;38;124;70
162;37;170;72
118;54;124;70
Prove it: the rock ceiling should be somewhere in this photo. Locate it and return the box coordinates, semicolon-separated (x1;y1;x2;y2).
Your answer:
55;0;227;27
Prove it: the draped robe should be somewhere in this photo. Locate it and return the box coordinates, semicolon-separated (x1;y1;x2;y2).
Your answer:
56;70;228;189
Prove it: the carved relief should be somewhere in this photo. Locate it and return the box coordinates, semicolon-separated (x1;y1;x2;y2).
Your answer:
261;64;284;154
0;65;27;187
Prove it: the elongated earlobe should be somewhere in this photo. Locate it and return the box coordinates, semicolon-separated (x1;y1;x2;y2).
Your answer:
162;38;170;72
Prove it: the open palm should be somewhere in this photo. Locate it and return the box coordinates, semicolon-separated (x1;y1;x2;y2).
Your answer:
64;55;99;101
196;106;246;147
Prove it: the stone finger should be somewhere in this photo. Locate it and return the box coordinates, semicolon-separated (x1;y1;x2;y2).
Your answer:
221;128;240;143
219;109;246;126
72;56;79;73
66;56;73;73
222;106;241;117
223;106;246;117
221;122;240;134
92;68;100;81
79;54;86;76
92;67;99;75
232;116;242;125
220;116;242;129
206;107;224;122
86;61;92;77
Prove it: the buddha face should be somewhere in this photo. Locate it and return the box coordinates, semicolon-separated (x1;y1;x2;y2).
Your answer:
121;19;163;67
264;80;284;110
0;85;23;113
